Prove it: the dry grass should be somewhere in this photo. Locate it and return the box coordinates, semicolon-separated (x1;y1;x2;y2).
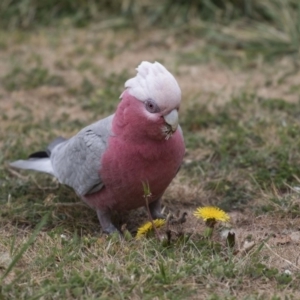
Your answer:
1;24;300;299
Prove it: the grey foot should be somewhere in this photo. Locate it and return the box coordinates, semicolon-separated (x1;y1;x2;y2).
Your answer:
149;198;164;219
96;209;118;234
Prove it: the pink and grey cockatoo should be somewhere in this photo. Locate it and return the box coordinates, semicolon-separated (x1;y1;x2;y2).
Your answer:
10;61;185;233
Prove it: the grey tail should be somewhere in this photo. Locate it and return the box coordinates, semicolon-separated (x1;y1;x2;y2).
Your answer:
10;136;67;176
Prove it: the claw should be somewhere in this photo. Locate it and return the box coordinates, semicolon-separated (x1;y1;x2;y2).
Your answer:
96;209;118;234
149;198;164;219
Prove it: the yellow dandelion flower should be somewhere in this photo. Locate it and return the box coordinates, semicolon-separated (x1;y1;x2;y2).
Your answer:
194;206;230;222
136;219;166;239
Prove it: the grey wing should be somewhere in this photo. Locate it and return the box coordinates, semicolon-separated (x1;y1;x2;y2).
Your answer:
50;115;114;196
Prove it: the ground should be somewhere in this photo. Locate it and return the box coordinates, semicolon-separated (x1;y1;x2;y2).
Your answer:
1;24;300;299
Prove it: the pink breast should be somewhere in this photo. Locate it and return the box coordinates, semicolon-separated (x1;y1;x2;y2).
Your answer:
84;129;185;211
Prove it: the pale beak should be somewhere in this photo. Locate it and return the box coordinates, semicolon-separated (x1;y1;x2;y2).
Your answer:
163;109;179;132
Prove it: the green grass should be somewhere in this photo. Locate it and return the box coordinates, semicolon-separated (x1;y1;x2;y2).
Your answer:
0;227;297;299
79;71;130;116
3;66;65;91
1;0;299;28
1;0;299;62
182;96;300;200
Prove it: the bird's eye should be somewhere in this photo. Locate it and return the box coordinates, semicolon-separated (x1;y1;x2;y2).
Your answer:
145;99;160;113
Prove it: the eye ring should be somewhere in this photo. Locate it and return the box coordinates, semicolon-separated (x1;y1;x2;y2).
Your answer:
145;99;160;113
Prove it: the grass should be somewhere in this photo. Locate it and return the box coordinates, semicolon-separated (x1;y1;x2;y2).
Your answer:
183;95;300;193
1;0;299;28
1;7;300;299
1;0;300;63
0;233;253;299
3;66;65;91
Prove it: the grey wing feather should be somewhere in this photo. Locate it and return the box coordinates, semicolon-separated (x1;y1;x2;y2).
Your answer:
50;115;114;196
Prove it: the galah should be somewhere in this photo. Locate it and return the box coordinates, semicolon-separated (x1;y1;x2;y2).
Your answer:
10;61;185;233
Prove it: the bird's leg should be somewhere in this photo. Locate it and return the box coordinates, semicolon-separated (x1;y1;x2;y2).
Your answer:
149;198;164;219
96;209;118;234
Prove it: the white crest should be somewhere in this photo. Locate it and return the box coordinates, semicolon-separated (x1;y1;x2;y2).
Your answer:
124;61;181;110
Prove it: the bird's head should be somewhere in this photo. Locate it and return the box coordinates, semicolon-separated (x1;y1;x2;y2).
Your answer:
116;61;181;140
